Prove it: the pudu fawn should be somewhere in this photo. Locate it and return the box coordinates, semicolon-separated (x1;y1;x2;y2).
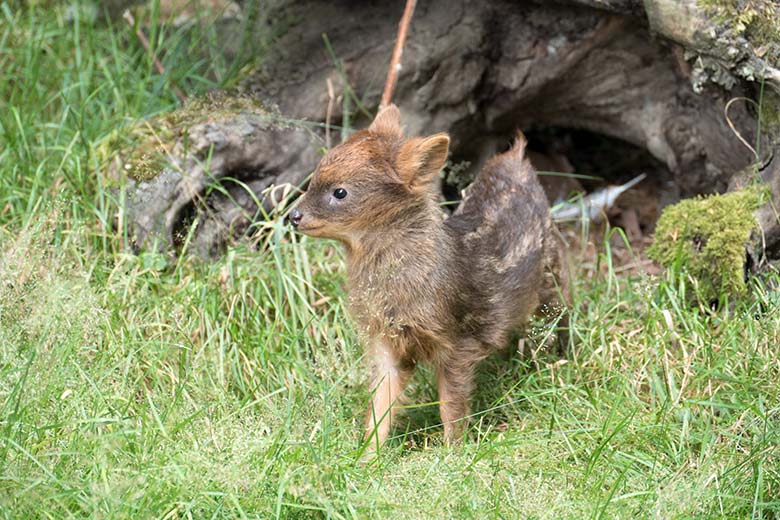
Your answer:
290;105;569;447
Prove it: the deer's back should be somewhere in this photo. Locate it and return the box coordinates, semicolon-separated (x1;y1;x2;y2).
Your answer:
445;146;552;344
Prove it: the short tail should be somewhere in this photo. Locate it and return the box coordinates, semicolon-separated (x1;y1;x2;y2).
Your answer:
510;130;528;158
499;130;533;179
453;129;536;219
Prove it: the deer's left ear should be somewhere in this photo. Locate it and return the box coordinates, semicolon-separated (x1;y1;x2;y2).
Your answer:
396;133;450;190
369;104;403;138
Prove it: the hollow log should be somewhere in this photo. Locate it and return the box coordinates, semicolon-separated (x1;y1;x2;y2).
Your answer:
115;0;780;261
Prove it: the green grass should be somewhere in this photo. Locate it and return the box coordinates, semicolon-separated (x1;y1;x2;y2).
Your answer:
1;4;780;519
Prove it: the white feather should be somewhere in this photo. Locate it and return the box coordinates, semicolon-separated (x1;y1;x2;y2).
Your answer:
552;173;647;223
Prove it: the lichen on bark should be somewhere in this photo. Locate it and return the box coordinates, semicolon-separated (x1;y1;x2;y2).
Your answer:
698;0;780;61
691;0;780;91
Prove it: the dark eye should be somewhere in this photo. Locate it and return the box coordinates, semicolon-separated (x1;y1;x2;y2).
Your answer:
333;188;348;199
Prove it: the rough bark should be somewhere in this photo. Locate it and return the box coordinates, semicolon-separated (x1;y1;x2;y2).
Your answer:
116;0;780;260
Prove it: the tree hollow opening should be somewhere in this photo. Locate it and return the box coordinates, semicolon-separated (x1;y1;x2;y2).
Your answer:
445;126;678;239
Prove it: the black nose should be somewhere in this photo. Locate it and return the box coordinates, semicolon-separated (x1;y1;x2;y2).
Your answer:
289;208;302;227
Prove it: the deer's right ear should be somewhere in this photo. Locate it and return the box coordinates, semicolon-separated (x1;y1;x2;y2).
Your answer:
369;104;403;138
396;133;450;190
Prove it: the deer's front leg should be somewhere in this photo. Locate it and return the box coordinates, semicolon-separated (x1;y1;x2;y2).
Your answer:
364;338;412;450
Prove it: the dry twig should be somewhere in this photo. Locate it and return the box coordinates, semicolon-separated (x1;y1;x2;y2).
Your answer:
379;0;417;110
724;97;759;161
325;77;335;149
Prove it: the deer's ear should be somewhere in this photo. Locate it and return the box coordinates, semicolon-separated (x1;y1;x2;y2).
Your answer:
396;133;450;190
369;104;403;138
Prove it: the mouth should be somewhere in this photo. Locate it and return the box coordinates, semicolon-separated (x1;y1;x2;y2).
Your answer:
295;223;324;234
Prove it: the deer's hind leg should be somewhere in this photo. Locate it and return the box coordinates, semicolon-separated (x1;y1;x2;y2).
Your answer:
436;339;490;444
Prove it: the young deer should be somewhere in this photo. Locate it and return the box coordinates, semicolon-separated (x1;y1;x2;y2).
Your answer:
290;105;569;448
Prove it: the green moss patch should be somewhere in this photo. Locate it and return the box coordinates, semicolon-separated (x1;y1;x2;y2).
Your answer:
648;188;764;302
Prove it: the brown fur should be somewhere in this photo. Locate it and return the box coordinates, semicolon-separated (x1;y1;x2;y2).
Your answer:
292;105;569;447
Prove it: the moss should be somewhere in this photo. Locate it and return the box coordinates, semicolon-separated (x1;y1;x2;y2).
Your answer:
166;92;267;127
647;188;765;302
99;92;268;182
698;0;780;63
443;159;473;192
97;122;176;182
